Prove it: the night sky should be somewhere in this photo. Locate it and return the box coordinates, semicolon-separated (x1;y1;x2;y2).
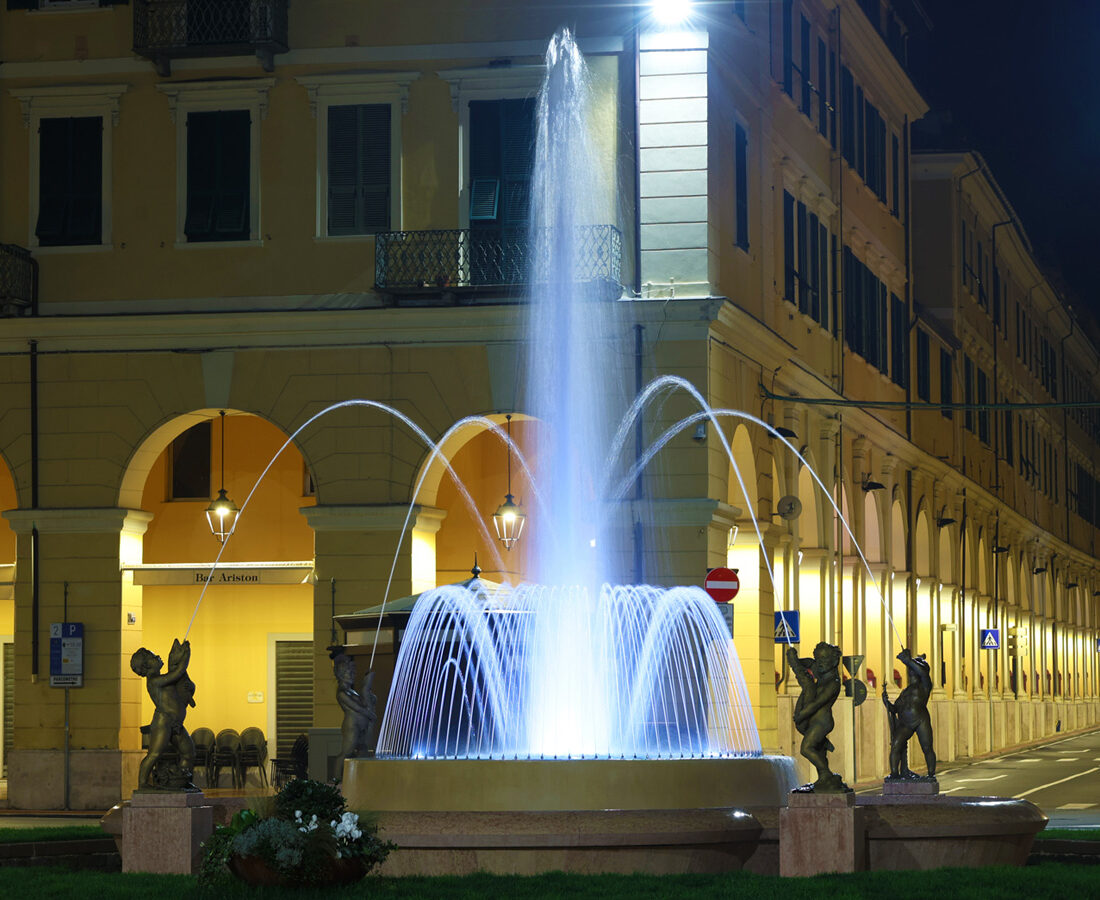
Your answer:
913;1;1100;330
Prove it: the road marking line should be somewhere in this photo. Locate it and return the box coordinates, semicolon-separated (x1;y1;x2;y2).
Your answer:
1015;766;1100;800
1058;758;1080;762
940;786;964;794
1057;803;1096;810
1018;759;1041;763
955;774;1007;783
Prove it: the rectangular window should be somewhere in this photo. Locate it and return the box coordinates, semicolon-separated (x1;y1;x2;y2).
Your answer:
916;329;930;401
964;355;974;432
817;219;829;329
169;421;211;501
36;116;102;246
840;67;855;166
828;51;837;148
1003;408;1013;462
797;200;809;314
891;133;900;217
783;191;796;302
734;122;749;250
940;348;953;419
782;0;793;97
993;266;1001;329
185;109;250;243
855;85;865;178
327;103;391;235
808;211;820;319
977;370;990;444
800;17;812;117
960;219;968;287
890;294;907;387
817;37;828;137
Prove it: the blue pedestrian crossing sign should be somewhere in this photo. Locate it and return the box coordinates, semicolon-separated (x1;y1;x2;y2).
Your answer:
980;628;1000;649
774;610;800;644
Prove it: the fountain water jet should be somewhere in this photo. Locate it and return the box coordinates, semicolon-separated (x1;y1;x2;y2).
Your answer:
343;29;797;875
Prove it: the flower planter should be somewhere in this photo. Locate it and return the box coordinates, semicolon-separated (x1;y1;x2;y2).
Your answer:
228;853;367;886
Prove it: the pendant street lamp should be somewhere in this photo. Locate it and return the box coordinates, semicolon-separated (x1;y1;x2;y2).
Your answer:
206;410;239;543
492;414;526;551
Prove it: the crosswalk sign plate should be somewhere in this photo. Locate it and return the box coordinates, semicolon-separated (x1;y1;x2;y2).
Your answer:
774;610;800;644
980;628;1000;649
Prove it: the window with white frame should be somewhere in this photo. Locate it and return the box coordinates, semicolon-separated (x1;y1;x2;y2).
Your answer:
295;72;417;239
9;83;127;250
156;79;273;247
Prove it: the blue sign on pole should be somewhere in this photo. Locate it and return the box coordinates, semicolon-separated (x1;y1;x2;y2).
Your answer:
49;622;83;687
980;628;1000;650
774;610;800;644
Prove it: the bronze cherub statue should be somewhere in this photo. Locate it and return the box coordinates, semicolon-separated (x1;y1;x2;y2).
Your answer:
787;641;849;793
882;647;937;780
332;653;378;781
130;638;197;791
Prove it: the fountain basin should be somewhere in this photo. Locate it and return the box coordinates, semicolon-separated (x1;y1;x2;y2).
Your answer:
344;756;797;875
345;756;797;812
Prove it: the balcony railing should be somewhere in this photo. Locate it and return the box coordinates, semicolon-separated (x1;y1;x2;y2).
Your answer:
375;226;623;301
133;0;289;76
0;244;37;317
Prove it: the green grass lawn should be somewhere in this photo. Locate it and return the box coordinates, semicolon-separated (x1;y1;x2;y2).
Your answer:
1036;828;1100;842
0;825;108;844
0;865;1097;899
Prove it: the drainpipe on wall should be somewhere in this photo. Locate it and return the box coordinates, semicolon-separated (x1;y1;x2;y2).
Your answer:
30;340;40;682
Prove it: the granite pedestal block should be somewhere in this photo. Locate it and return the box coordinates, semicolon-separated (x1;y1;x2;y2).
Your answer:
780;791;866;877
122;790;213;875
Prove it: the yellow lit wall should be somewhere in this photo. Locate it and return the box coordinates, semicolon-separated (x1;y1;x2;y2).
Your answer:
141;414;315;564
138;584;312;736
435;421;534;586
136;413;315;737
0;464;15;639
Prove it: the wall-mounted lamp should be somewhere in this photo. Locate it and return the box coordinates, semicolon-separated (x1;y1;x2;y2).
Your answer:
1032;565;1047;575
770;425;798;440
692;422;707;442
1066;582;1079;589
992;545;1009;554
205;410;239;543
936;517;956;528
492;414;526;551
862;477;886;492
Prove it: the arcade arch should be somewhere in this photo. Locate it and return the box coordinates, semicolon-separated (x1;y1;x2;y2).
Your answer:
127;411;316;765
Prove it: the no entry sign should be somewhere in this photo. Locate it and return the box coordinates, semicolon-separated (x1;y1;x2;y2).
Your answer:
704;567;740;603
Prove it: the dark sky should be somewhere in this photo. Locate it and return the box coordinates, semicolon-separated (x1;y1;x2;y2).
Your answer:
912;1;1100;325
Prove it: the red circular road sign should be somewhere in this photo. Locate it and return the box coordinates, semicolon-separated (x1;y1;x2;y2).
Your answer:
704;567;740;603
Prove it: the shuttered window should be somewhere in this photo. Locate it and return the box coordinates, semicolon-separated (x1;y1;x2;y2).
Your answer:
327;103;391;235
734;122;749;250
185;109;250;243
2;642;13;779
469;98;535;234
275;640;313;760
36;116;102;246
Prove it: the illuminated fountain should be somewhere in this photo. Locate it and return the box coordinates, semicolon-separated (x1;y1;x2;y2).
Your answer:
341;29;796;874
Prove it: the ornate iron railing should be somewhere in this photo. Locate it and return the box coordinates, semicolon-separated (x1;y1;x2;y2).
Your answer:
133;0;288;74
0;244;37;317
375;226;622;299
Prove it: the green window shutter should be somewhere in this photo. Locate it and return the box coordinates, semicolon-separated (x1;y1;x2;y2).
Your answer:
499;99;533;230
275;641;313;761
2;642;13;779
186;110;249;242
6;1;39;9
37;116;101;246
327;103;390;235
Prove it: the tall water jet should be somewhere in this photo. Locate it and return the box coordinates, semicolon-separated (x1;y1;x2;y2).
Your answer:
525;28;627;589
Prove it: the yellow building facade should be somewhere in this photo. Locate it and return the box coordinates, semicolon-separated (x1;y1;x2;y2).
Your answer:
0;0;1095;807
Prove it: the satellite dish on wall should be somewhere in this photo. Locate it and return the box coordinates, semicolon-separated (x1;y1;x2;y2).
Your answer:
776;495;803;521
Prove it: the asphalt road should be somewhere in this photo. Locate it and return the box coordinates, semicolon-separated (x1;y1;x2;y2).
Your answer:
860;727;1100;828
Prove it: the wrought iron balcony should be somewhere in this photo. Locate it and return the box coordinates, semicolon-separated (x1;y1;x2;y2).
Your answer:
133;0;289;76
375;226;623;302
0;244;37;317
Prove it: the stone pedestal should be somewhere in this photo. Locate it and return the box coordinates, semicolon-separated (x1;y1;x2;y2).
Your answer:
883;777;939;797
780;791;866;877
122;790;213;874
